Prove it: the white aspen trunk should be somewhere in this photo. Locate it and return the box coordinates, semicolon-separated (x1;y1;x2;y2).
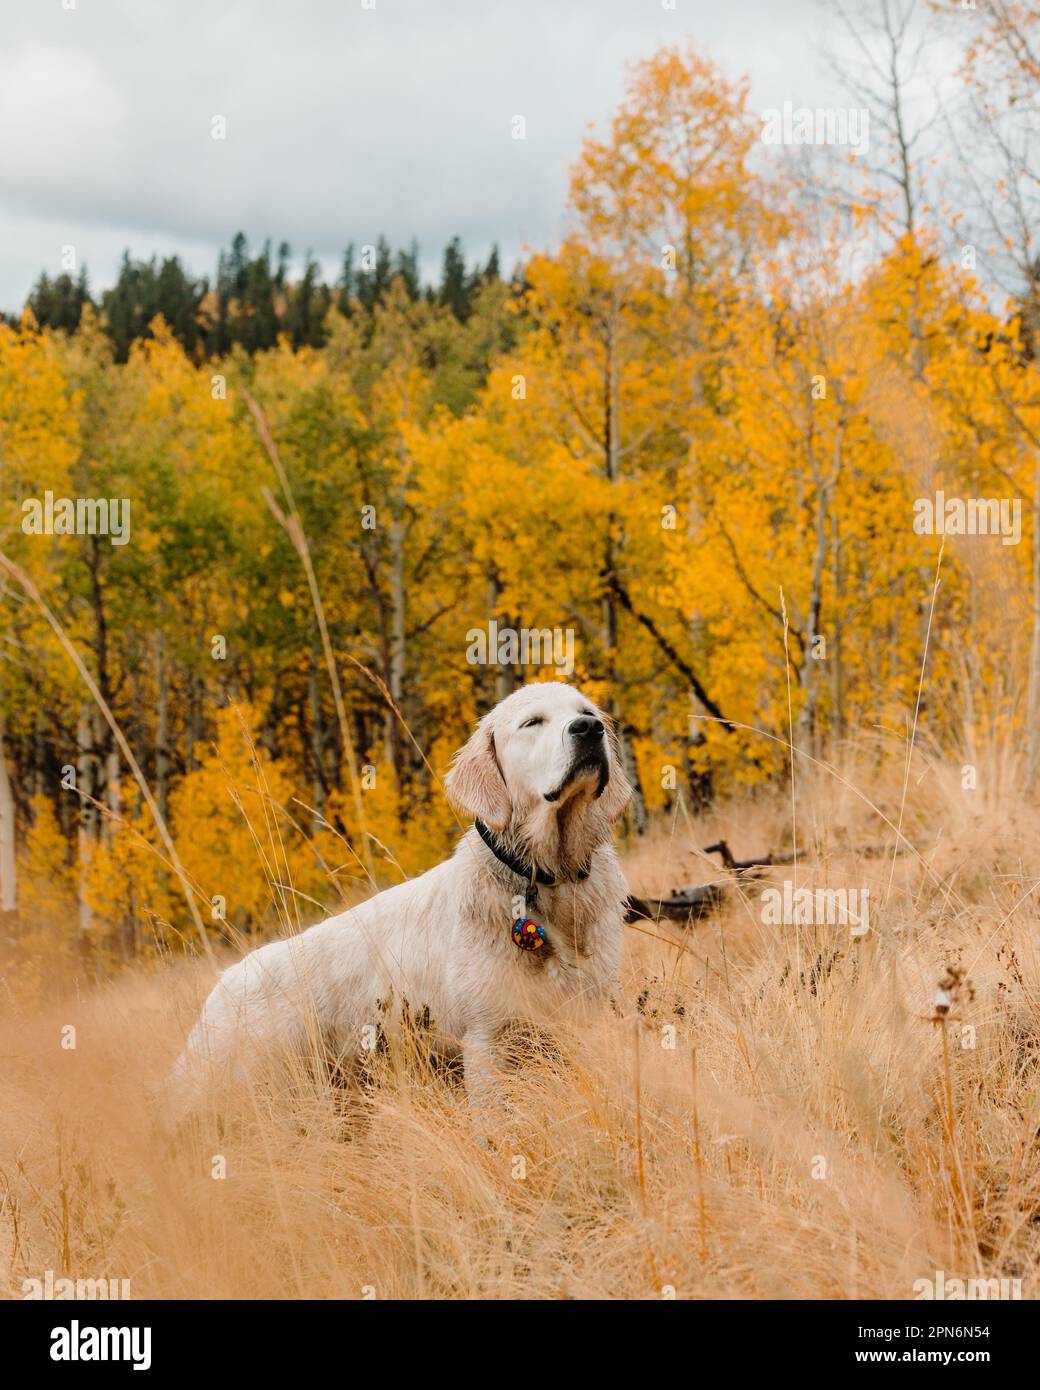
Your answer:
795;480;829;759
187;673;202;771
1026;447;1040;790
388;510;407;783
0;710;17;914
797;427;842;760
77;708;94;936
601;303;647;832
156;633;169;822
106;748;121;823
830;509;845;742
309;640;325;824
488;570;515;702
390;515;406;707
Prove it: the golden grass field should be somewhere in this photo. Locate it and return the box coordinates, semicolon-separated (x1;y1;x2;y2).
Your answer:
2;745;1039;1301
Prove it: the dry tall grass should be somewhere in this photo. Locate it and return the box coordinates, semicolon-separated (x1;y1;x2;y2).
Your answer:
2;746;1039;1300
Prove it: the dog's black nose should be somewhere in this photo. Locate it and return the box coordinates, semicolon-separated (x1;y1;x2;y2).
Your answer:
568;715;604;742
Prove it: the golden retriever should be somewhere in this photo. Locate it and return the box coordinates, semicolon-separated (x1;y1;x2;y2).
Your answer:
167;681;632;1123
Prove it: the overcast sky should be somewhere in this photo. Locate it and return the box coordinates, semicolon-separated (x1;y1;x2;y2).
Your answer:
1;0;871;311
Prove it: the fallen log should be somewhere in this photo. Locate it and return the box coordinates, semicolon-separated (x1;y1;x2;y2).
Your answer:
625;841;792;923
702;839;798;872
624;883;723;923
625;836;909;927
702;838;904;873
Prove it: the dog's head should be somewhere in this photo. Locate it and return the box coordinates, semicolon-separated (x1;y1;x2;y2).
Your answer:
444;684;632;861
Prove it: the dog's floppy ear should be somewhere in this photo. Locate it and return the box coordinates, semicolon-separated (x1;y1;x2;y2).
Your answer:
444;722;511;831
599;723;634;823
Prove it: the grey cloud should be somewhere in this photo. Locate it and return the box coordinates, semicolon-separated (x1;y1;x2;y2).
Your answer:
1;0;835;309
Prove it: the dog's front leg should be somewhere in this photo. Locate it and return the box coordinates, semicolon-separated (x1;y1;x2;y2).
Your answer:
460;1026;506;1146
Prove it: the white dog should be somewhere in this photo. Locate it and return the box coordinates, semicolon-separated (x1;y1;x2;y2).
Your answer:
167;681;632;1122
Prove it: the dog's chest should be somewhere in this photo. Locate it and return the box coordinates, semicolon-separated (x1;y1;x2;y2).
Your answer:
471;882;619;1010
440;850;626;1033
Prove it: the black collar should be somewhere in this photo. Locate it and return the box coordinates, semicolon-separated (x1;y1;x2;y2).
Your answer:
474;819;589;886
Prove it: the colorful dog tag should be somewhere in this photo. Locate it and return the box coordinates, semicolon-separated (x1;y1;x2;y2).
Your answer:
512;917;547;951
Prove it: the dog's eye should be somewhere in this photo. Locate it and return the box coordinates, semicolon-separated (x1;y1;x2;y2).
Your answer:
521;716;545;729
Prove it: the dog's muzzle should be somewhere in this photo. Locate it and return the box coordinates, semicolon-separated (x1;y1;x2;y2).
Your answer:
544;717;609;801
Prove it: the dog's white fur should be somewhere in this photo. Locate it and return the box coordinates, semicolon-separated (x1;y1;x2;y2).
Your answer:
168;682;632;1121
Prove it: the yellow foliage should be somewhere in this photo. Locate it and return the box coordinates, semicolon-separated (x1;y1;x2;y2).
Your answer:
83;810;175;960
327;749;458;886
16;795;76;933
13;795;77;988
169;706;326;939
3;35;1040;965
